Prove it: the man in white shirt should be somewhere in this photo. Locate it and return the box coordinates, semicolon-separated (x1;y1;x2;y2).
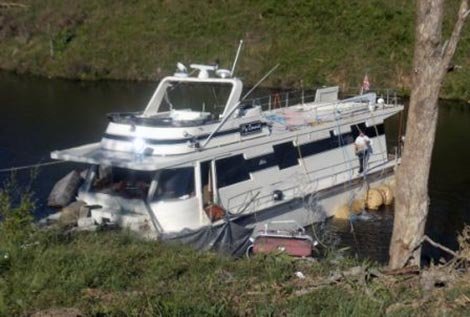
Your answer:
354;132;371;174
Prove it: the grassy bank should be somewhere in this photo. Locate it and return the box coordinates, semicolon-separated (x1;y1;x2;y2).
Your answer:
1;229;470;317
0;1;469;100
1;190;470;316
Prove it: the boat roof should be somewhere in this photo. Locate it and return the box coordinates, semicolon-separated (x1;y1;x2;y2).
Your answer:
51;142;191;170
51;105;403;171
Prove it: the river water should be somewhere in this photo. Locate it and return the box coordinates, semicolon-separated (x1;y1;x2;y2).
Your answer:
1;71;469;263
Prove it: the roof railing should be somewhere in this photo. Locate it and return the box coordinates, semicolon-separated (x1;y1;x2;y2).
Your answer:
243;87;403;111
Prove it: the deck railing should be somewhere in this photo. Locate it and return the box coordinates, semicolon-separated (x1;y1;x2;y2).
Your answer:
243;87;403;111
224;151;396;214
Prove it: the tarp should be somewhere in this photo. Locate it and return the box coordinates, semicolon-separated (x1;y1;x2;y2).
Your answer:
47;170;82;207
160;221;254;257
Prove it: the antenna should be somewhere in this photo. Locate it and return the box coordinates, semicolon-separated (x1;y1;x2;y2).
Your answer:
241;63;279;101
230;40;244;76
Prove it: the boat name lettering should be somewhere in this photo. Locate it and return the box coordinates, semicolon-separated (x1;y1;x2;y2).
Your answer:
240;121;263;136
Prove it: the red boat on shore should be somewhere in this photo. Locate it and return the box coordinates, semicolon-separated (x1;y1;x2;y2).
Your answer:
248;221;319;257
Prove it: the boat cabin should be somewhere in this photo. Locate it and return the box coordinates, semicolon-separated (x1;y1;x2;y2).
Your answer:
52;61;404;235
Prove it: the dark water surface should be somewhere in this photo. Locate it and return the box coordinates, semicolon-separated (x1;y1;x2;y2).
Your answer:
329;99;470;263
1;72;469;263
0;72;155;211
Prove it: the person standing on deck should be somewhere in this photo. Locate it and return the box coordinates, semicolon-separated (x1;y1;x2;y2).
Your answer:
354;132;371;174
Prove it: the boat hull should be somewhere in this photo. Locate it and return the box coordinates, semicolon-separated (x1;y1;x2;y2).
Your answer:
233;166;395;232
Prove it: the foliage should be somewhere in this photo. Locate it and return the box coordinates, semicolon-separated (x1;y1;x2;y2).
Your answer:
0;174;36;247
0;0;468;99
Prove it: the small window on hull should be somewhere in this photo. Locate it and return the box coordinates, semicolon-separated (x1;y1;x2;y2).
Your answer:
91;166;152;199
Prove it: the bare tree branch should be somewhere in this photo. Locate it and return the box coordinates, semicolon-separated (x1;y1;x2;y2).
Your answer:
422;235;459;258
0;2;27;8
404;235;459;264
442;0;469;67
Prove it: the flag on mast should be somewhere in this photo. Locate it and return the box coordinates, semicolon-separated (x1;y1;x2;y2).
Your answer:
361;74;370;94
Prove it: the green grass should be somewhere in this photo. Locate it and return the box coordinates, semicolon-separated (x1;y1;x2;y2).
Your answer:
1;168;470;316
0;0;468;100
0;226;469;316
0;228;390;316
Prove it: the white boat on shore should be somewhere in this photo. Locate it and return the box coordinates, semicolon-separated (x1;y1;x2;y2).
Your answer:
50;54;403;241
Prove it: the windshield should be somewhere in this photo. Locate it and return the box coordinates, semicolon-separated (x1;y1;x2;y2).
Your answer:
159;81;232;117
152;167;195;201
91;166;152;199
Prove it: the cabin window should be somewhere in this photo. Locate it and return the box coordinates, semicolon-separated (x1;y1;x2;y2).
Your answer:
351;123;367;137
216;155;250;188
298;138;335;157
91;166;152;199
273;142;299;169
152;167;195;201
351;122;385;139
329;130;342;147
246;153;277;173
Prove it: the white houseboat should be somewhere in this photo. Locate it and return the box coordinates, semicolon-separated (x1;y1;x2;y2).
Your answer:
51;61;403;239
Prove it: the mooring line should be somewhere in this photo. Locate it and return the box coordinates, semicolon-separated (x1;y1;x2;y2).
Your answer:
0;161;66;173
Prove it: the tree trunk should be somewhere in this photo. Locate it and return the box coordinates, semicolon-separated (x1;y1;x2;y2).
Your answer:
389;0;469;269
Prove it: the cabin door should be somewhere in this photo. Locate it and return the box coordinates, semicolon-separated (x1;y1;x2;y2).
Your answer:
199;160;213;208
199;160;224;222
